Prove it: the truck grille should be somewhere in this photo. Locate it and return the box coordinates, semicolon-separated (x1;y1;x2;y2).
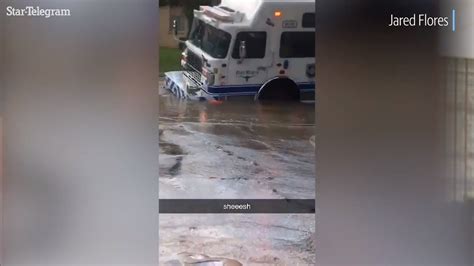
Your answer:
183;50;204;88
186;50;203;73
183;70;203;88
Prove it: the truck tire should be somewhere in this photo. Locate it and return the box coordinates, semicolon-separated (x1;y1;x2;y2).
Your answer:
255;78;300;101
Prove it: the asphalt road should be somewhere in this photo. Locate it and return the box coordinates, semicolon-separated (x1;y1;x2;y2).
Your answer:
159;83;316;265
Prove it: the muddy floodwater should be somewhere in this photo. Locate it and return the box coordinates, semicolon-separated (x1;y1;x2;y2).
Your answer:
159;84;316;265
159;87;315;199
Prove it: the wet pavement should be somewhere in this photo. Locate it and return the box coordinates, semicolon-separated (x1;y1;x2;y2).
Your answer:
159;83;316;265
159;85;316;199
159;214;315;265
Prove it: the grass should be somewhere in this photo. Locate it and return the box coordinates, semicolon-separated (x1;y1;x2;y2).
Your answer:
160;47;182;75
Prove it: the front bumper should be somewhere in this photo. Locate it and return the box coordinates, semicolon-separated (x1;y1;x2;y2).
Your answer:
164;71;211;100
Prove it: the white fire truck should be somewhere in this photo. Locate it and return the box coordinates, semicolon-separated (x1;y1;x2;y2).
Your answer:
164;0;315;101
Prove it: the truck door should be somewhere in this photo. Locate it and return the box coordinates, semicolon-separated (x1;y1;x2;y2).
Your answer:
278;31;315;84
228;32;270;92
276;12;316;85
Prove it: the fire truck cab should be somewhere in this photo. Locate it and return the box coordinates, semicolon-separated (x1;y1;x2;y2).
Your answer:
164;0;315;101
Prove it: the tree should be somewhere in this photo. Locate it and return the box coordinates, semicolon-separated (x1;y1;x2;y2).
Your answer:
159;0;180;7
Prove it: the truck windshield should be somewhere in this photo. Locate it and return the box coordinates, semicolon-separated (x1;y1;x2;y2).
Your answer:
188;19;231;59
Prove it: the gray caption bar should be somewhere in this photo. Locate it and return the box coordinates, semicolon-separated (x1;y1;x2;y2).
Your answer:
159;199;315;213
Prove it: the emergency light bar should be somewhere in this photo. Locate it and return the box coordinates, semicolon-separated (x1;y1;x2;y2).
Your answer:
199;6;244;23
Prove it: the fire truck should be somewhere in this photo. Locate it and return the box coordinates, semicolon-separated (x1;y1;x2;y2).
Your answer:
164;0;315;101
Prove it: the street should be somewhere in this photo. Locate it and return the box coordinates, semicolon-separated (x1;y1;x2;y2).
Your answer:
159;83;316;265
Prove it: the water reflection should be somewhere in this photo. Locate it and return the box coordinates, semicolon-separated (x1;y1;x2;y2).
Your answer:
159;88;316;199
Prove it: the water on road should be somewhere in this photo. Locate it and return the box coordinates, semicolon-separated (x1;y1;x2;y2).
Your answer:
159;85;316;265
159;87;316;199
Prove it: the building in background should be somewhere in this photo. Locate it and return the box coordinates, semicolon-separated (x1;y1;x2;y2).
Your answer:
159;0;221;48
159;5;188;48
